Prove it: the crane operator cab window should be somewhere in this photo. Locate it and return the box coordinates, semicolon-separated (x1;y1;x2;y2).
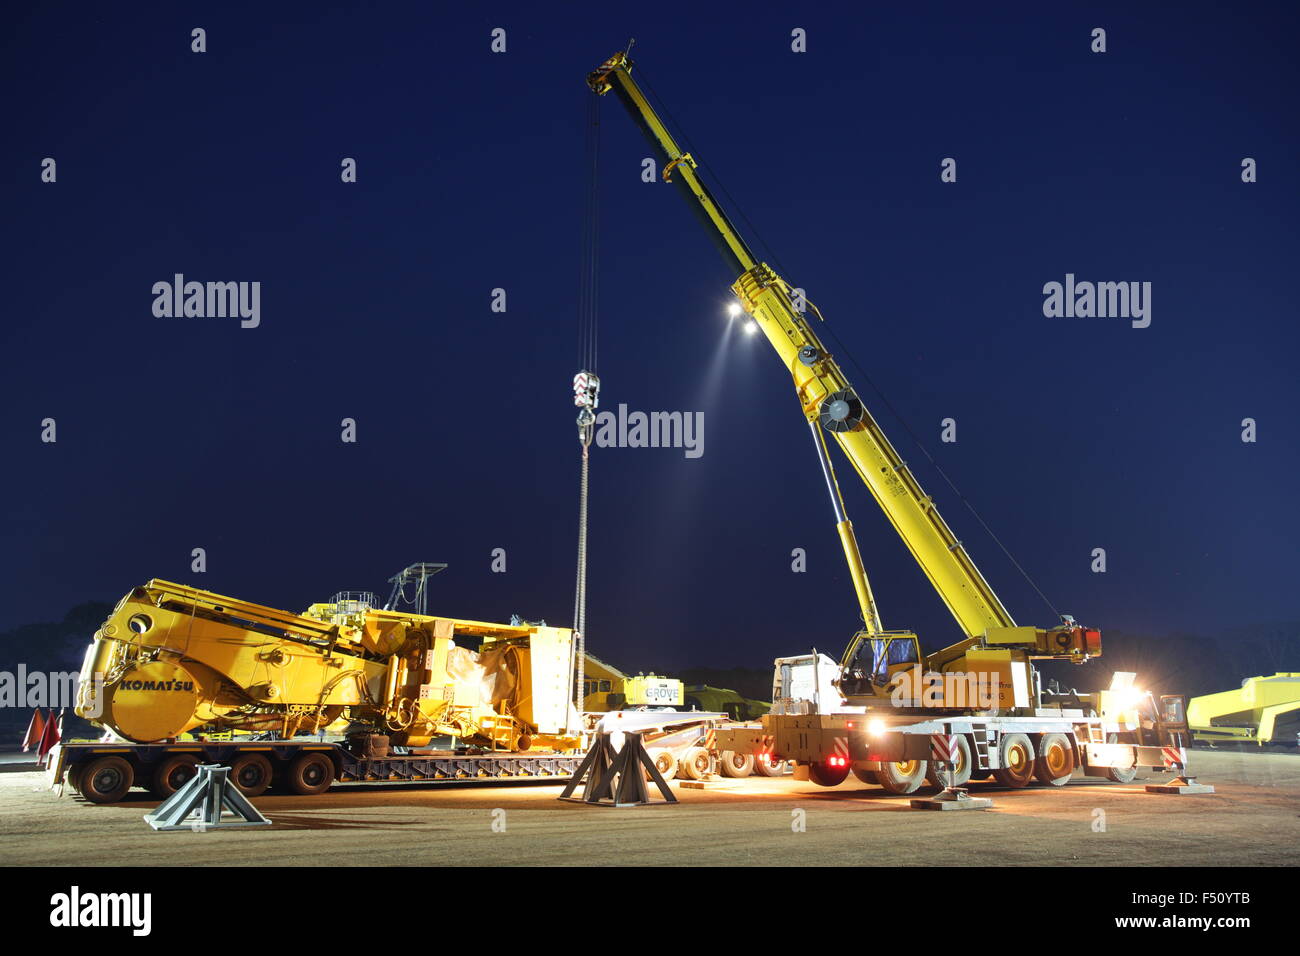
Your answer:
839;633;920;698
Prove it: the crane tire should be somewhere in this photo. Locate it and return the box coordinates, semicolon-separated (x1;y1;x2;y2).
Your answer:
718;751;755;778
876;760;928;795
925;735;973;789
149;754;199;799
1033;733;1075;786
992;733;1036;788
1105;732;1139;783
852;768;879;785
79;755;135;804
285;752;335;796
807;760;850;787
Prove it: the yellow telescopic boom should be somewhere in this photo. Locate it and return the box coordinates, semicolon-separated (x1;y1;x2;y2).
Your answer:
588;51;1017;641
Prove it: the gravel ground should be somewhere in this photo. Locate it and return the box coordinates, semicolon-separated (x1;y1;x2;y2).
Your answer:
0;748;1295;866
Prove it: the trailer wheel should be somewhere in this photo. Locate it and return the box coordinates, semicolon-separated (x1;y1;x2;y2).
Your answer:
807;760;850;787
992;733;1035;788
229;753;274;797
645;749;677;782
679;747;711;780
719;751;754;778
285;752;335;795
852;768;879;785
149;754;199;799
753;754;789;777
79;755;135;804
1033;733;1074;786
876;760;927;795
925;735;973;789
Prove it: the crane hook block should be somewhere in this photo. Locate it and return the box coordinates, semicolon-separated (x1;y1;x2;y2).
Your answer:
573;370;601;410
819;388;864;433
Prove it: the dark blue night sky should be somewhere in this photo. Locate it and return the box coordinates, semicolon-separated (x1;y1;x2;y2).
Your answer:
4;3;1297;681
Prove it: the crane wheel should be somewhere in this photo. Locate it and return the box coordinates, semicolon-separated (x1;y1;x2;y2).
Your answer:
66;762;85;795
646;749;677;781
285;752;336;796
679;747;711;780
1104;733;1138;783
925;735;973;789
149;754;199;799
753;754;789;777
1033;733;1075;786
229;753;274;797
719;751;755;778
79;755;135;804
992;733;1035;788
807;760;850;787
875;760;927;795
852;768;879;785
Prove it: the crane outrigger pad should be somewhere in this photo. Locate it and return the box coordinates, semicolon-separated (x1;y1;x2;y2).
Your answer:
558;732;677;807
1145;774;1215;795
910;787;993;811
144;764;271;831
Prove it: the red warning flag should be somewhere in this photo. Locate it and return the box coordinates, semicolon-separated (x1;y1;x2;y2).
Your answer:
36;710;62;767
22;708;46;753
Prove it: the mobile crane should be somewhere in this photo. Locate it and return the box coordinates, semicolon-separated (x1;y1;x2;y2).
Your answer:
587;48;1196;794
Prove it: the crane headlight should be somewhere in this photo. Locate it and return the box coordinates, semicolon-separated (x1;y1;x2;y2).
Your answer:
727;303;742;317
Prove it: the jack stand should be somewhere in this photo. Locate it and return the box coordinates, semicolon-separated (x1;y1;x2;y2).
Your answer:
559;732;677;807
1145;774;1215;795
910;786;993;811
144;764;271;831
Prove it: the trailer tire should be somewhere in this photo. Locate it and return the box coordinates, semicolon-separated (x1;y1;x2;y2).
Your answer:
719;751;755;778
646;749;677;782
1033;733;1074;786
680;747;711;780
285;752;335;795
149;754;199;799
925;735;973;789
807;760;850;787
992;733;1035;788
79;755;135;804
229;753;274;797
876;760;927;795
753;754;788;777
852;768;879;785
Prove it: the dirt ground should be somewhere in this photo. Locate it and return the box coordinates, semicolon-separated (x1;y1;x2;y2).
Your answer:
0;749;1295;866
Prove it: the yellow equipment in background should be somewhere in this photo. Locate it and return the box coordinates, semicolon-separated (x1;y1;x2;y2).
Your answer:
1189;673;1300;746
683;685;770;722
76;580;579;751
582;653;683;711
